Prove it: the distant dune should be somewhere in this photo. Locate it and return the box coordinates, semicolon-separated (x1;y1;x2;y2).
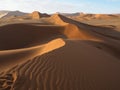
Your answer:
0;10;10;18
1;11;27;18
0;13;8;18
64;13;120;21
0;11;120;90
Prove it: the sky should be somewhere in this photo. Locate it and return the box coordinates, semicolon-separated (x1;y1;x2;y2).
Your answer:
0;0;120;14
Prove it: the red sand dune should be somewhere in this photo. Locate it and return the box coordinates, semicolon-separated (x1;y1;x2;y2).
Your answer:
0;13;120;90
29;11;50;20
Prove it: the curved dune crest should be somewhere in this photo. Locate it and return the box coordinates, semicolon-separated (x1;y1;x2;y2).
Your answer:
48;14;68;25
0;38;65;72
1;40;120;90
49;14;101;41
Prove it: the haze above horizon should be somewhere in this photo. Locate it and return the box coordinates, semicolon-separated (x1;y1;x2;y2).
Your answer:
0;0;120;14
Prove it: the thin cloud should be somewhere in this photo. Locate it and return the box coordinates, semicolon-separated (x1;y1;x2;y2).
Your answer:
0;0;119;13
106;0;120;1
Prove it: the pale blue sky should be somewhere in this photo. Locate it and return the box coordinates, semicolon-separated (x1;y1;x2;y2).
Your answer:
0;0;120;13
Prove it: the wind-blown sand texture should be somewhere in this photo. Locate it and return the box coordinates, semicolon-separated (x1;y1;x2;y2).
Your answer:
0;13;120;90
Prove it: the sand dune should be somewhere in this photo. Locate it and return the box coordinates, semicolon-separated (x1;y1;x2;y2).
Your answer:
0;23;66;50
0;38;65;71
2;11;27;18
1;40;120;90
0;13;120;90
67;13;120;21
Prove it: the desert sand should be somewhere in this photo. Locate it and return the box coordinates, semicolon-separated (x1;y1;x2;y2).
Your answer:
0;12;120;90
